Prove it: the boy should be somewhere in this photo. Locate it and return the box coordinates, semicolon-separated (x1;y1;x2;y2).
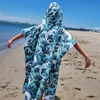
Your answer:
7;2;91;100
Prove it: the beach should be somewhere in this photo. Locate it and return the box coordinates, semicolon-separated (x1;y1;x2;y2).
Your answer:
0;30;100;100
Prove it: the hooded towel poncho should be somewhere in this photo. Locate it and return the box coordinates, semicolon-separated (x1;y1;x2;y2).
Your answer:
22;2;77;100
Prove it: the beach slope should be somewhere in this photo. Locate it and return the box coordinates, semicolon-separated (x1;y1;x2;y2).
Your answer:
0;30;100;100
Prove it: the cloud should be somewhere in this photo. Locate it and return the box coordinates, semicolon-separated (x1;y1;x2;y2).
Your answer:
92;27;100;30
0;13;41;24
86;27;100;30
0;13;2;16
3;14;9;16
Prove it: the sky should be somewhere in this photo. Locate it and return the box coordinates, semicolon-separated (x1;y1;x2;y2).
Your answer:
0;0;100;30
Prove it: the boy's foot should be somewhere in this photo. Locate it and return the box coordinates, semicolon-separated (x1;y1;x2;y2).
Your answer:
53;98;56;100
22;85;25;93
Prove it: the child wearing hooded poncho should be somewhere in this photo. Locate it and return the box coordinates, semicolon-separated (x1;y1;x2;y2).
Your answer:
7;2;91;100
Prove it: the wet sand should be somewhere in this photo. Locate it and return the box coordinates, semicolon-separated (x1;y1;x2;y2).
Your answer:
0;30;100;100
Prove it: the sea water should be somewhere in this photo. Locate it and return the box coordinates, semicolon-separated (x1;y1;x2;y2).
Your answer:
0;21;34;55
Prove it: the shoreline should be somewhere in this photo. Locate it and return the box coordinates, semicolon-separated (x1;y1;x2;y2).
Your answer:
0;39;24;56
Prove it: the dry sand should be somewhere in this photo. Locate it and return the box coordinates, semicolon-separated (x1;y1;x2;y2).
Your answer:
0;30;100;100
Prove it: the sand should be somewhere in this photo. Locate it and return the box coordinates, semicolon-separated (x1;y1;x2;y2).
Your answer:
0;30;100;100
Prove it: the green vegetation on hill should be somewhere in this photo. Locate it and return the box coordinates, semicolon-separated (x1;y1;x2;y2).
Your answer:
0;20;99;32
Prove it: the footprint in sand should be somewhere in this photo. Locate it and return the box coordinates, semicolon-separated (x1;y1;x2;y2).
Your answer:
92;71;98;74
15;69;19;72
91;62;97;67
75;67;86;71
74;56;78;58
65;77;73;80
82;70;87;73
0;81;11;90
61;83;64;86
67;53;72;55
6;87;19;91
59;77;72;81
86;77;97;80
67;72;77;75
63;59;69;62
78;99;86;100
74;87;81;91
77;61;83;66
62;86;77;97
82;69;98;74
78;40;89;44
85;95;98;100
4;91;18;98
65;63;68;65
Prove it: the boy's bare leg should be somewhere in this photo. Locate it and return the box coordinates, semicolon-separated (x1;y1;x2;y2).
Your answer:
39;94;43;100
53;97;56;100
39;94;56;100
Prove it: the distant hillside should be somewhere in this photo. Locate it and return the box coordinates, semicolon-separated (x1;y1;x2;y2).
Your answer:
63;26;100;32
0;20;38;26
0;20;99;32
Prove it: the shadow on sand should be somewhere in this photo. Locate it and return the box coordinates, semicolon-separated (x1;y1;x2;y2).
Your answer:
55;96;61;100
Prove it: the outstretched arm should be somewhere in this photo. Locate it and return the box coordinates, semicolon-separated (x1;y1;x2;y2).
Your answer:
7;32;24;48
74;42;91;68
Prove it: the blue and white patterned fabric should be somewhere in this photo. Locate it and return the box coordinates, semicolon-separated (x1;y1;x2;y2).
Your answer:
22;2;77;100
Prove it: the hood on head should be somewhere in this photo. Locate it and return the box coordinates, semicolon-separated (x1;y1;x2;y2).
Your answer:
42;2;63;27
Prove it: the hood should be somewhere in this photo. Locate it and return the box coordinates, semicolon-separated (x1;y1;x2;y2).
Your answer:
42;2;63;27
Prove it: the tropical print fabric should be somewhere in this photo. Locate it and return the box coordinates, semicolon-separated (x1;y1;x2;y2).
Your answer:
22;2;77;100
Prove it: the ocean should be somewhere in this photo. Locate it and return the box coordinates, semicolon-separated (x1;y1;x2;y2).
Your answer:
0;21;34;55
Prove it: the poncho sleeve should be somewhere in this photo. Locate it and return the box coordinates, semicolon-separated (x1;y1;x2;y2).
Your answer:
22;26;37;38
22;26;38;47
60;28;77;57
